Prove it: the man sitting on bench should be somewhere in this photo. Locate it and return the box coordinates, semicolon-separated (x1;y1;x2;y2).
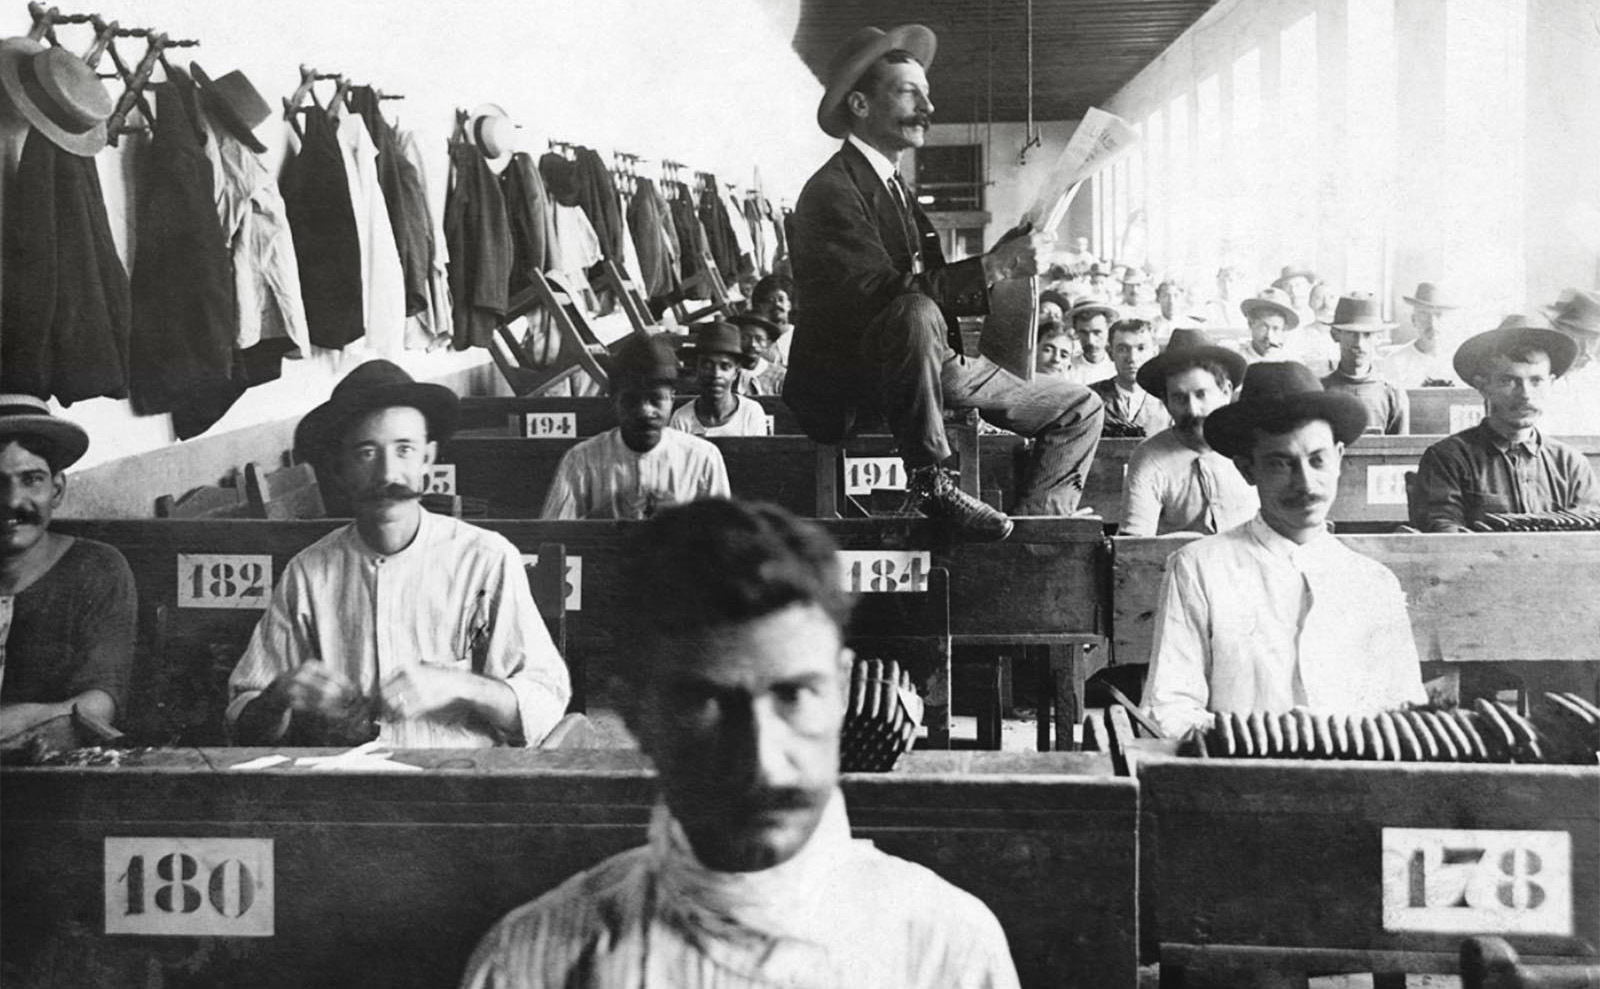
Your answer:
1411;315;1600;532
542;333;730;518
1141;363;1427;737
1120;329;1256;536
461;499;1020;988
0;396;136;741
228;361;571;748
669;322;769;436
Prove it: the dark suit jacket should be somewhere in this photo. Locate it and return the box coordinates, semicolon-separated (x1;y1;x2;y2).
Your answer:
784;141;989;443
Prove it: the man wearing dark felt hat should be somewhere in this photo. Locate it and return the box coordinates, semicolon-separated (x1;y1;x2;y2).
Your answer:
669;322;770;436
1410;315;1600;532
228;360;571;748
1140;362;1426;737
0;396;136;743
542;334;730;519
786;24;1103;541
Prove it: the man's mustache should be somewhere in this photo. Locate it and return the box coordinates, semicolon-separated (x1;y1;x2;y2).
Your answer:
354;483;422;503
0;508;44;525
903;113;932;129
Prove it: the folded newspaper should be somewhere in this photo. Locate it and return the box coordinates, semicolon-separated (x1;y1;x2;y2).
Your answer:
1021;107;1140;236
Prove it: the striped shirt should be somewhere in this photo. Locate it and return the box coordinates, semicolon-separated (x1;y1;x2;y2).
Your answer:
460;791;1019;989
226;509;570;747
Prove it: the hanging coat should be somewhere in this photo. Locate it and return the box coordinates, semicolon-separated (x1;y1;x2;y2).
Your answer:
444;139;511;349
627;177;678;301
398;129;453;349
282;104;364;349
351;86;432;318
1;129;131;405
500;151;555;297
573;146;623;262
128;68;237;424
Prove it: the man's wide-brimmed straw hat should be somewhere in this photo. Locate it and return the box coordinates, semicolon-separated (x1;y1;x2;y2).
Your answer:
1136;328;1248;402
1543;288;1600;337
294;361;459;464
816;24;937;139
1271;264;1317;289
1402;281;1458;311
1204;361;1368;459
1239;288;1300;330
1453;314;1577;384
0;37;112;156
0;394;89;470
1064;301;1119;325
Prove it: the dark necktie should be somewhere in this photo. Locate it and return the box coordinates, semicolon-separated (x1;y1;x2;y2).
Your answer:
888;173;921;272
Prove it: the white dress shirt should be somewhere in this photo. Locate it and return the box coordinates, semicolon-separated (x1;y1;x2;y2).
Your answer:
1120;428;1259;536
1141;515;1427;737
227;509;571;748
336;113;407;360
540;427;731;520
1378;340;1456;390
1066;354;1116;384
669;395;769;436
459;790;1019;989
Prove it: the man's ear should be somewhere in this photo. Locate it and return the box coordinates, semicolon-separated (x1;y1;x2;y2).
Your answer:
49;471;66;509
845;89;869;121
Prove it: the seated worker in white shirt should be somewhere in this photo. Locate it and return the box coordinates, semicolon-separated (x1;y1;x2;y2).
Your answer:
1063;301;1118;384
542;333;731;519
228;361;572;748
1120;328;1257;536
1088;318;1171;438
461;499;1020;989
670;322;770;435
1379;281;1460;388
728;313;788;398
1140;361;1427;738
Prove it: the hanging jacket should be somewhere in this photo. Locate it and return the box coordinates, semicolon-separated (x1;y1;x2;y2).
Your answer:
282;104;364;348
128;68;237;421
350;87;432;318
573;146;623;262
627;177;678;301
444;139;511;349
500;151;555;297
1;129;131;405
398;129;453;349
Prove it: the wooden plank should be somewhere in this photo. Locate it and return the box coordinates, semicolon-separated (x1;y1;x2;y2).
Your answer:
1138;756;1600;965
0;749;1137;989
1406;387;1483;436
1112;531;1600;670
456;394;801;436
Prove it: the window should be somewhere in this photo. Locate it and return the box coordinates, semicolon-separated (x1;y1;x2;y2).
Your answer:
914;144;984;213
1344;0;1397;297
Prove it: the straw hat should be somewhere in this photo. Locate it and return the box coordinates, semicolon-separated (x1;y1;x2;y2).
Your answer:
816;24;937;139
0;37;111;156
1239;288;1300;330
0;394;89;470
1401;281;1458;311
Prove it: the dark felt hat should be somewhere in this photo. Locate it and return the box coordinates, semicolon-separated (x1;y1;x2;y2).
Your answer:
1136;328;1248;402
694;321;746;359
0;394;89;470
726;312;782;340
294;361;459;464
538;151;581;207
1039;289;1073;314
191;61;270;153
0;37;111;156
1329;292;1396;332
1452;314;1577;384
1203;361;1369;459
609;333;682;393
816;24;937;139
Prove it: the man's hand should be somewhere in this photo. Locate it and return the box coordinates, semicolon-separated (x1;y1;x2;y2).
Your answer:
0;701;72;740
379;664;521;735
265;661;358;718
981;227;1055;284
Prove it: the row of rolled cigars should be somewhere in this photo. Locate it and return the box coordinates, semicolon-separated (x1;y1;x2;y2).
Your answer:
840;658;923;773
1184;695;1600;764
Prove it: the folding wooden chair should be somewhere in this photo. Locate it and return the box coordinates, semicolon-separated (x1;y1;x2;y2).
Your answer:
591;258;659;334
673;247;738;325
847;566;953;748
154;479;250;519
244;461;326;520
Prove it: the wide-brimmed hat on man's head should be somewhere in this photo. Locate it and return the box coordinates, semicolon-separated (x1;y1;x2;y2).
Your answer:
1039;289;1073;314
1402;281;1458;311
0;394;89;472
816;24;937;139
1543;288;1600;338
0;37;112;156
1203;361;1368;459
1452;314;1576;385
294;361;459;465
191;62;270;153
608;333;682;395
1271;264;1317;290
692;321;751;364
1136;328;1248;402
1239;288;1300;330
1064;301;1119;326
1329;292;1396;333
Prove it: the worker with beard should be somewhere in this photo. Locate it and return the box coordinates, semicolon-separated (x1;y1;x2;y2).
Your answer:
541;333;729;519
1140;362;1427;737
786;24;1102;542
0;396;136;742
228;361;571;748
1119;329;1256;536
461;499;1020;988
1411;316;1600;532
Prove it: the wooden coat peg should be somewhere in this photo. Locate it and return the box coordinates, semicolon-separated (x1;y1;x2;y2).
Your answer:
104;32;170;146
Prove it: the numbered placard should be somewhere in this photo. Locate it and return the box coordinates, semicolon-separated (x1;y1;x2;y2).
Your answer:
765;415;776;437
106;837;274;937
1449;403;1485;434
523;412;576;438
844;457;907;496
1381;828;1572;935
522;554;584;611
1366;464;1416;506
177;555;273;610
838;550;931;593
424;465;456;496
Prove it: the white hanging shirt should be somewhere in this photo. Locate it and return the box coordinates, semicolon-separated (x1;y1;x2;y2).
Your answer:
335;113;407;359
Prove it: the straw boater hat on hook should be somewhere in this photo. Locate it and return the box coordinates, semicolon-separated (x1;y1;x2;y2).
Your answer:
816;24;937;139
468;103;519;160
0;36;112;156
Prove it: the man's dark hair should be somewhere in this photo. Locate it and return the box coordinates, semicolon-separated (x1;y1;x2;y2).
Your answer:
1495;342;1554;368
621;499;852;644
852;49;923;99
0;432;63;474
1071;309;1110;330
1108;318;1154;343
1162;359;1235;394
1038;318;1071;343
750;275;792;309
